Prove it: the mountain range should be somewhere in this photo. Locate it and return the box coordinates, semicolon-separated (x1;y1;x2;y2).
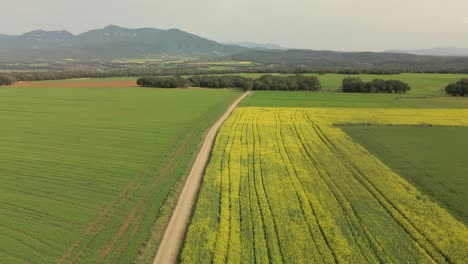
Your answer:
0;25;247;60
222;41;285;50
387;47;468;57
1;25;468;72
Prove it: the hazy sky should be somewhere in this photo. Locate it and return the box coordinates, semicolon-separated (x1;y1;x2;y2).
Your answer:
2;0;468;51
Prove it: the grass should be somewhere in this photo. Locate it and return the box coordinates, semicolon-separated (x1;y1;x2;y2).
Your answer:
0;86;241;263
181;108;468;263
312;73;468;95
226;73;468;95
241;91;468;108
29;77;137;83
29;73;468;97
341;125;468;225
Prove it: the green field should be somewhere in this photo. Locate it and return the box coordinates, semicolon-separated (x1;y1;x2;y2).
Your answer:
29;77;137;83
342;125;468;224
241;91;468;108
4;73;468;263
237;73;468;108
0;86;240;263
225;73;468;95
32;73;468;96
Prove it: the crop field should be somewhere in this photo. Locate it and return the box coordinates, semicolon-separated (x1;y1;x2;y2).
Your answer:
181;107;468;263
226;73;468;95
342;126;468;225
241;91;468;108
0;86;241;263
19;73;468;96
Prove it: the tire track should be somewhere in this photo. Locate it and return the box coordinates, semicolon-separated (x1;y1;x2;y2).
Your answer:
98;129;197;263
309;115;450;263
62;129;196;264
241;111;258;263
273;112;327;263
290;110;384;263
248;111;270;264
213;109;244;263
253;111;285;264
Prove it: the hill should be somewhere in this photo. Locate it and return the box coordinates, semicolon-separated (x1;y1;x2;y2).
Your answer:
0;25;247;61
222;41;285;50
226;49;468;72
387;47;468;57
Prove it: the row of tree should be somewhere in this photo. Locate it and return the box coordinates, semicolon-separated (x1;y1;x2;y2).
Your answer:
252;75;321;91
446;79;468;96
342;77;411;93
188;75;252;89
1;67;409;83
4;65;467;83
137;76;187;88
0;74;16;86
136;75;322;91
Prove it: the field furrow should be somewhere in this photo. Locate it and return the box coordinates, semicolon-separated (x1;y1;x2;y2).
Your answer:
181;107;468;263
0;87;241;263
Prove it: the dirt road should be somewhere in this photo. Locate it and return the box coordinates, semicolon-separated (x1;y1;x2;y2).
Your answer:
153;91;250;264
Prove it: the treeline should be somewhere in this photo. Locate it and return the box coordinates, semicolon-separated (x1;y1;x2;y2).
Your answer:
446;79;468;96
2;67;405;82
8;69;162;82
137;76;187;88
227;49;468;73
188;75;252;89
137;75;321;91
252;75;321;91
0;74;16;86
2;65;467;83
342;77;411;93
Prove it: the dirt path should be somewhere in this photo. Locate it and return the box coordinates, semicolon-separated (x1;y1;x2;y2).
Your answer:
153;91;250;264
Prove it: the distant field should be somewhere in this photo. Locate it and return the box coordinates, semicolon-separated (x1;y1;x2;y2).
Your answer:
342;126;468;224
26;77;137;83
225;73;468;95
0;87;241;263
241;91;468;108
27;73;468;96
181;108;468;263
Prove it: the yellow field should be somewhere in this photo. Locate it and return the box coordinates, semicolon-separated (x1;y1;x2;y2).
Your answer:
181;108;468;263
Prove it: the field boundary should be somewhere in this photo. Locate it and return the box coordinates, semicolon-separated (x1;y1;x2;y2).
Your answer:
153;91;250;264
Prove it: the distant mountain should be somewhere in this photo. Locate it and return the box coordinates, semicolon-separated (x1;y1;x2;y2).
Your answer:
227;49;468;72
0;25;247;60
223;41;285;50
387;47;468;57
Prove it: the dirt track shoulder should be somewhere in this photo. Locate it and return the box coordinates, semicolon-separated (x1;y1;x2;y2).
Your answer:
153;91;250;264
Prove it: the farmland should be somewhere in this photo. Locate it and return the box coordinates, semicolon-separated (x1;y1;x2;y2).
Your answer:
16;72;468;94
241;91;468;108
0;85;241;263
3;72;468;263
181;108;468;263
227;73;468;95
342;126;468;225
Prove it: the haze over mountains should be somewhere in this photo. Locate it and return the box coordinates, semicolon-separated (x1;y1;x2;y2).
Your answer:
0;25;246;60
1;25;468;73
388;47;468;57
222;41;285;50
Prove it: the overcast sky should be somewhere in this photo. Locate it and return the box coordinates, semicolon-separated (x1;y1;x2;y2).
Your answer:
2;0;468;51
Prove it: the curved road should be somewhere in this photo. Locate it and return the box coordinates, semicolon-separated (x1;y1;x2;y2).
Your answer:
153;91;250;264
